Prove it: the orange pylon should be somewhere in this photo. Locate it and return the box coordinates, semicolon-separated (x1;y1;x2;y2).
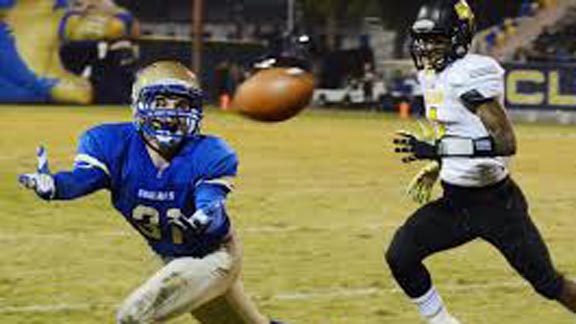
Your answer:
399;101;411;119
220;93;231;110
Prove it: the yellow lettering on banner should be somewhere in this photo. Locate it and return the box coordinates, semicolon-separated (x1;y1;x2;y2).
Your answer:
548;71;576;106
506;70;545;105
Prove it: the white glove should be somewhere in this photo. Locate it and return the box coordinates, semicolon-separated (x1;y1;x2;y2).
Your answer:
18;146;56;200
406;160;440;204
169;208;212;236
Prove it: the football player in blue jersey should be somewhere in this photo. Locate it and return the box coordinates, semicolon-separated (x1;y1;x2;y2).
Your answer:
19;61;285;324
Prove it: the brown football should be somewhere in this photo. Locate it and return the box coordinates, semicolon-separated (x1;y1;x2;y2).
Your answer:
231;67;314;122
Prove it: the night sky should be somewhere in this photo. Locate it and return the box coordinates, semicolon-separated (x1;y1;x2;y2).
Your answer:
380;0;524;30
116;0;524;31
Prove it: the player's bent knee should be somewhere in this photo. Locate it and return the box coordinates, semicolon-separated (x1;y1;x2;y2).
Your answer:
385;229;416;273
116;311;144;324
116;298;152;324
385;244;406;273
532;273;564;300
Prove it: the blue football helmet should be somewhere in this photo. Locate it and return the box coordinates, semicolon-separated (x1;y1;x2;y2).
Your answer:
132;61;204;153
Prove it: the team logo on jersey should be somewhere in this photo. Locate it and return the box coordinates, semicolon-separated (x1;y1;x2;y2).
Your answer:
137;189;176;201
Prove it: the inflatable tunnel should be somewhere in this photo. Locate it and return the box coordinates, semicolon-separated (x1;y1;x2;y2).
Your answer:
0;0;138;104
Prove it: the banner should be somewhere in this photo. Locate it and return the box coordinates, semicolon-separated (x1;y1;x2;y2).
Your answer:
504;63;576;110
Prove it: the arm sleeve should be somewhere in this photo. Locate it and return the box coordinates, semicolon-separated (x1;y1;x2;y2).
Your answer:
194;152;238;239
53;130;111;200
194;152;238;210
53;168;109;200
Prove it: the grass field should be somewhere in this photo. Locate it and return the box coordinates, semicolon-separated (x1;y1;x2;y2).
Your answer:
1;105;576;324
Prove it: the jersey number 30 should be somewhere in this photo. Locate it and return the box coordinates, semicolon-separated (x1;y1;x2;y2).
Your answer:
131;205;185;244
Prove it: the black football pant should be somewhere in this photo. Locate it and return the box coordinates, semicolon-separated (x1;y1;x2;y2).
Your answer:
385;177;564;300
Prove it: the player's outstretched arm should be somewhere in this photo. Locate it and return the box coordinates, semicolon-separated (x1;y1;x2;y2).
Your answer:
172;173;234;235
169;152;237;243
474;99;517;157
18;146;56;200
18;146;109;201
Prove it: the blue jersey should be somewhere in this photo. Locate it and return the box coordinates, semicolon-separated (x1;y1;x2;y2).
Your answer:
54;123;237;257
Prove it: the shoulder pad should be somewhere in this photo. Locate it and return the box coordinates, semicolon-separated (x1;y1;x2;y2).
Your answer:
189;135;238;179
191;135;235;158
80;122;134;159
84;123;134;142
447;54;504;88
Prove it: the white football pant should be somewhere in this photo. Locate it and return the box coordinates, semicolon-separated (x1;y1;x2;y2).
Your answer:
116;233;268;324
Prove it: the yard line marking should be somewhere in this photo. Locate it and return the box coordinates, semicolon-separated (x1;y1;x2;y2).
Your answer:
521;133;576;140
272;282;526;301
0;303;93;314
0;231;130;240
0;281;530;313
273;288;381;300
0;223;392;241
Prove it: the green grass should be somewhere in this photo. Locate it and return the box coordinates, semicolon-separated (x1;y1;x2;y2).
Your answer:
1;105;575;323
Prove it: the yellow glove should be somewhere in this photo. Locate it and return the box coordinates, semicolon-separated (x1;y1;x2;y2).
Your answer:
416;118;437;141
406;160;440;204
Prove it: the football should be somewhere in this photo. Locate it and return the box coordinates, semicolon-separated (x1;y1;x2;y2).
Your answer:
231;67;315;122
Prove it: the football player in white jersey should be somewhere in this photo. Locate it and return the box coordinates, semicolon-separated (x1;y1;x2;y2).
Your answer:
387;1;576;323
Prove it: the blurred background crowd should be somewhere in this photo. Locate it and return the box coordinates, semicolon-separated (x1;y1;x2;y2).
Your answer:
1;0;575;116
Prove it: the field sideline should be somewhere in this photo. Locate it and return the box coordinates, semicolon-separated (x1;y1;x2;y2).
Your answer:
1;105;576;324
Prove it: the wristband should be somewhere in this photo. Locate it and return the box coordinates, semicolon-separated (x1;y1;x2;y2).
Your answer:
438;137;494;157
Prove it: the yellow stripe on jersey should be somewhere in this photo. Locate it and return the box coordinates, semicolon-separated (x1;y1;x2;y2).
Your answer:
74;154;110;176
425;90;444;106
426;108;446;138
428;106;438;120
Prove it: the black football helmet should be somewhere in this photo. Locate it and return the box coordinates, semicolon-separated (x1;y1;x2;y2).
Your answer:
410;0;476;71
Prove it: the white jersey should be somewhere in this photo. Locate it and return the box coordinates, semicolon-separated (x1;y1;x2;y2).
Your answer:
417;54;510;187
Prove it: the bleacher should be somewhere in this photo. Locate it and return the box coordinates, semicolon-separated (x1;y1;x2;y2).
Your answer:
473;0;576;62
524;5;576;62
